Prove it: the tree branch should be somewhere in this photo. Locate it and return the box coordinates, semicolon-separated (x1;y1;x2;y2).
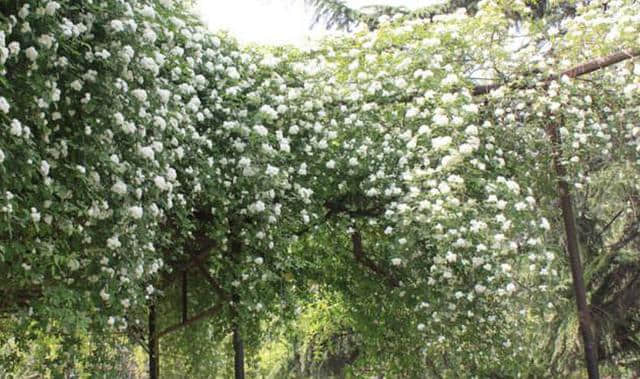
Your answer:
196;263;231;301
156;302;224;339
350;229;399;288
473;49;640;95
159;239;217;289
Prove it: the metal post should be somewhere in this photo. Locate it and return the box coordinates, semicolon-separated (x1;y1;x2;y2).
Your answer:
547;122;599;379
182;270;188;324
149;304;159;379
232;324;245;379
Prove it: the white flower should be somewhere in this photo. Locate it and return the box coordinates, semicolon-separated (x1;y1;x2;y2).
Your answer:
37;34;54;49
474;284;486;294
0;149;4;163
442;73;459;86
25;47;38;62
10;120;22;136
458;143;474;155
249;200;266;213
298;163;307;176
261;54;280;67
166;167;177;181
326;160;336;169
154;116;166;130
110;20;124;32
139;146;154;160
433;114;449;126
254;257;264;265
441;153;462;169
107;235;121;250
253;124;268;137
431;136;452;151
0;97;9;113
131;89;147;102
465;124;478;135
441;93;457;104
45;1;60;15
140;5;156;18
506;283;516;294
30;208;41;222
113;112;125;125
265;165;279;176
445;251;457;263
70;80;83;91
111;180;127;195
391;258;402;266
438;181;451;194
128;206;143;219
100;288;110;301
39;160;50;176
540;217;550;230
260;104;278;119
406;107;419;118
18;4;30;18
121;122;136;134
417;323;426;331
226;66;240;80
67;258;80;271
140;57;159;74
463;104;479;114
154;176;169;191
157;89;171;104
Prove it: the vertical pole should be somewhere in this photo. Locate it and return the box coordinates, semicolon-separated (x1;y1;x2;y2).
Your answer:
182;270;188;324
233;323;245;379
547;121;599;379
149;304;159;379
229;219;245;379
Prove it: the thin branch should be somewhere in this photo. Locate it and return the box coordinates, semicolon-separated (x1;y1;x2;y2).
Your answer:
597;209;625;239
608;220;640;251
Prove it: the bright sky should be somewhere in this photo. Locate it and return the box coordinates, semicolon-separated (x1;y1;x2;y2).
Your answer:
194;0;428;46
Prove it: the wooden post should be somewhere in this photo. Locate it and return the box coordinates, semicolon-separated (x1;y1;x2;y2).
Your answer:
547;121;599;379
149;304;160;379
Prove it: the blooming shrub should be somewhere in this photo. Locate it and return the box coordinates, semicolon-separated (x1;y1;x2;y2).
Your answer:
1;0;639;375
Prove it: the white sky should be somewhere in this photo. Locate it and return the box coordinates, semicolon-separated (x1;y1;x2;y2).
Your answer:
194;0;428;46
